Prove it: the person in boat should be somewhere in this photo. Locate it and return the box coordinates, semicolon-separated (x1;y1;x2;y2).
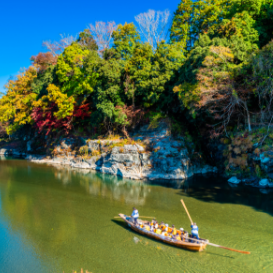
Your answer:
131;207;139;224
150;223;154;232
183;231;189;242
172;225;177;235
162;231;169;237
144;225;150;231
191;222;199;240
160;222;165;230
155;228;162;235
154;221;159;229
172;233;181;241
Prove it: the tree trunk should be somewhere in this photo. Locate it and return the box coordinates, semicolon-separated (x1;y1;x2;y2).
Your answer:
242;101;251;132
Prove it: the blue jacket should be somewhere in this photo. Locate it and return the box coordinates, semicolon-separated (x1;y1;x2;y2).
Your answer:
191;224;199;235
132;209;139;218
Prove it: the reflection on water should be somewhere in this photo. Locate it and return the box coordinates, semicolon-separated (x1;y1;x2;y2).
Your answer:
50;165;149;205
0;159;272;273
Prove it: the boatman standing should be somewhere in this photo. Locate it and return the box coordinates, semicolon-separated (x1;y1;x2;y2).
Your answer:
131;207;139;224
191;222;199;241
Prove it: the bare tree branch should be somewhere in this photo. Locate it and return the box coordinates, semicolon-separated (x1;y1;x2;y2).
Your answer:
88;21;117;53
42;34;76;56
135;9;170;50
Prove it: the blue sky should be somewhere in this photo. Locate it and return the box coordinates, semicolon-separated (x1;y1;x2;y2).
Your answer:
0;0;180;94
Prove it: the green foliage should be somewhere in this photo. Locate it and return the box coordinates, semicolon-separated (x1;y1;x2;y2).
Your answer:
77;29;98;51
171;0;229;52
127;41;184;108
34;84;75;119
56;43;99;96
2;3;273;142
146;111;166;129
112;23;140;60
31;66;57;97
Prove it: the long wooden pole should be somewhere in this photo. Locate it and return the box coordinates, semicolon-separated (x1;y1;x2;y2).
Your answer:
180;199;250;254
180;199;193;224
186;237;251;254
114;216;155;219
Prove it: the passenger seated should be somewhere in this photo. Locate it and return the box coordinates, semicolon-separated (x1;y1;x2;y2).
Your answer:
172;225;177;235
160;222;165;230
162;231;171;238
175;235;181;241
154;221;159;229
144;225;150;231
155;228;162;235
183;231;189;242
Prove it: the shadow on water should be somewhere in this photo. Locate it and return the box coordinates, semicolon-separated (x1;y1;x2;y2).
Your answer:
175;174;273;217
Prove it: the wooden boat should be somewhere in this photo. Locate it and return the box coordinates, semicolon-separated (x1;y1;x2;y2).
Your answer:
118;213;208;252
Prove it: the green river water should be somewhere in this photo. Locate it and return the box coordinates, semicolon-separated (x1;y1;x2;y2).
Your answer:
0;159;273;273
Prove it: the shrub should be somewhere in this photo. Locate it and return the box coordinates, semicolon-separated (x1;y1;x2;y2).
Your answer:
91;149;100;156
79;145;89;156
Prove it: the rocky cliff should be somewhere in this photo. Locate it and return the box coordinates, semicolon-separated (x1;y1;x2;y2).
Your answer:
0;122;217;181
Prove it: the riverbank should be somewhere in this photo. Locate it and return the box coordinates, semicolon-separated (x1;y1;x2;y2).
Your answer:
0;122;217;181
3;121;273;189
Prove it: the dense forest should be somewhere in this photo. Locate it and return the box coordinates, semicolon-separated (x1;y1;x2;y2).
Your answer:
1;0;273;144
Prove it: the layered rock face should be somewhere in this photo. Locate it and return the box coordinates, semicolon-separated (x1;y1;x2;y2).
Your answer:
25;122;217;181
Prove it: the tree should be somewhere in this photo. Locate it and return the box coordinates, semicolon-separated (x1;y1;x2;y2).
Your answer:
88;21;117;53
30;52;58;73
170;0;229;52
56;43;99;96
126;41;184;108
77;29;98;51
114;105;144;137
247;41;273;124
208;11;259;62
112;23;140;60
32;85;91;135
135;9;170;50
33;84;75;119
0;67;38;134
173;43;253;133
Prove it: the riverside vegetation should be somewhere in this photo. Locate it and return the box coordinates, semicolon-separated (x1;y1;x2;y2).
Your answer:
1;0;273;185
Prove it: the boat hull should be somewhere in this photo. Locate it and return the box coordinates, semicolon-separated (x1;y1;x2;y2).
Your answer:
118;214;207;252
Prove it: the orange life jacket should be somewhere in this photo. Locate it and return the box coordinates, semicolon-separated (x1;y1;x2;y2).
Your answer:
145;226;150;231
175;235;181;241
155;229;162;235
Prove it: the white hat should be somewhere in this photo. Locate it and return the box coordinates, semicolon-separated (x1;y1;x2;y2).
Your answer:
166;224;168;227
180;228;184;231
